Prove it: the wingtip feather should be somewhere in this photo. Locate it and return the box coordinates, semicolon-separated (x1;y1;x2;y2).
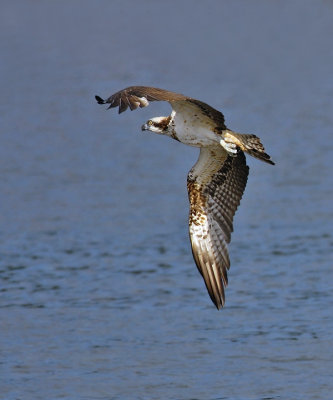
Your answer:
95;95;106;104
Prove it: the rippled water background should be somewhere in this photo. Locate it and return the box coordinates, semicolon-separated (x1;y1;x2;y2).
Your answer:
1;1;333;399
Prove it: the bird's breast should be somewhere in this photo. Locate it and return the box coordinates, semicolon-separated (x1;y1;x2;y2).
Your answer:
173;114;221;147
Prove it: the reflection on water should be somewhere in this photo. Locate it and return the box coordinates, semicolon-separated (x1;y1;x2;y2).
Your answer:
1;1;333;399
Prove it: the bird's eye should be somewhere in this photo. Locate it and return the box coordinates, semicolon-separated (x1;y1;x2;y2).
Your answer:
148;120;153;126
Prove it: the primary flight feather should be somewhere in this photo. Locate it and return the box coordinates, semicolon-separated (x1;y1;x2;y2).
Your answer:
95;86;274;309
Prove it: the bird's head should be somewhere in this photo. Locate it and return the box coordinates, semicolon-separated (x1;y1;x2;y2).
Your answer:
141;116;172;136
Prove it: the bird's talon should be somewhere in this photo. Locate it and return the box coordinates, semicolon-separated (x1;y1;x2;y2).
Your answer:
220;139;238;155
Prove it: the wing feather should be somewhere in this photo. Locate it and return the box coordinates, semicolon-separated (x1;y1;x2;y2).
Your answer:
188;148;249;309
95;86;187;114
95;86;226;128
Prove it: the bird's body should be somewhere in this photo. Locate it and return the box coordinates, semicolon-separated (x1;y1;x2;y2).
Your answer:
168;103;221;147
95;86;274;309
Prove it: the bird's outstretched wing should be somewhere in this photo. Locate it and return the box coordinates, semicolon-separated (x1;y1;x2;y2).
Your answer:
95;86;226;128
187;146;249;309
95;86;187;113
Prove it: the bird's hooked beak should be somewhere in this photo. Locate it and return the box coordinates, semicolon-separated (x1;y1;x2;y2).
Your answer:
141;123;148;131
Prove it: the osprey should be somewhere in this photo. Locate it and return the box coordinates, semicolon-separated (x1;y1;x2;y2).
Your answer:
95;86;274;309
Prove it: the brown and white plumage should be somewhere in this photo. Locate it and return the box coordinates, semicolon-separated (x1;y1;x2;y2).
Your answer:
95;86;274;309
187;148;249;308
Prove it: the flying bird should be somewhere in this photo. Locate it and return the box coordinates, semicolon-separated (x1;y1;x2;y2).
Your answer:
95;86;274;309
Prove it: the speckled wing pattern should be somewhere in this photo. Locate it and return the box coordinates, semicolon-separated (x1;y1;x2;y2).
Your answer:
187;148;249;309
95;86;226;128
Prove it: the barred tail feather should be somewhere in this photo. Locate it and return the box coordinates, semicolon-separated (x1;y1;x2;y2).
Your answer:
224;131;275;165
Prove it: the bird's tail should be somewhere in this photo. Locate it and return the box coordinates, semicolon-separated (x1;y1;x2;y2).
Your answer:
223;130;275;165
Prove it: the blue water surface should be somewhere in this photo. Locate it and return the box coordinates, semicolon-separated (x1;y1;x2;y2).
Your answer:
1;1;332;399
